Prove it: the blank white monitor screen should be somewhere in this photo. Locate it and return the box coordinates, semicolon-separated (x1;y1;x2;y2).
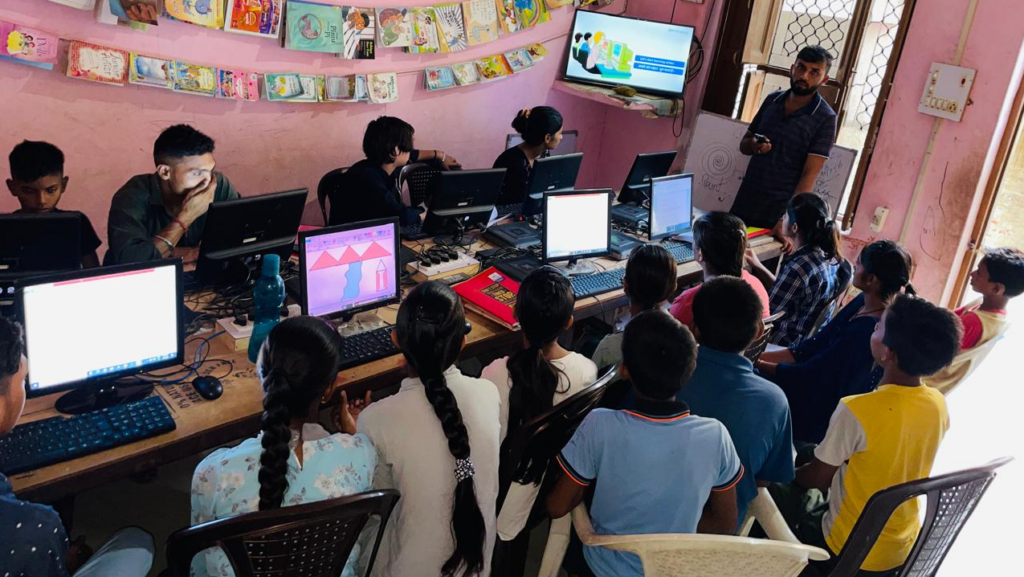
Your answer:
545;191;610;261
22;264;180;394
650;175;693;239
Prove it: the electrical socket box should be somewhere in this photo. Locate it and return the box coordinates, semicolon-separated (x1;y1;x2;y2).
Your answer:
919;63;976;122
870;206;890;233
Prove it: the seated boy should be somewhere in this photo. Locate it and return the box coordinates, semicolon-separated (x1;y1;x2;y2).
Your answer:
105;125;240;265
6;141;101;268
0;317;155;577
684;276;795;529
772;295;961;576
547;310;743;577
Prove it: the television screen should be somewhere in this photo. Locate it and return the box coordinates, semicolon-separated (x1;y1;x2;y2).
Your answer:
563;11;694;98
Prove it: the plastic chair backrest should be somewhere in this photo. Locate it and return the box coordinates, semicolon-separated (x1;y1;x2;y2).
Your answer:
827;456;1013;577
930;330;1007;396
317;167;348;225
398;161;443;208
165;489;400;577
744;310;785;363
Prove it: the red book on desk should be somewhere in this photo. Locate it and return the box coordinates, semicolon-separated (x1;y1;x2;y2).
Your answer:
453;267;520;330
746;227;771;239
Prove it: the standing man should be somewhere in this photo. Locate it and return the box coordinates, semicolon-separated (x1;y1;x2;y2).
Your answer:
731;46;837;252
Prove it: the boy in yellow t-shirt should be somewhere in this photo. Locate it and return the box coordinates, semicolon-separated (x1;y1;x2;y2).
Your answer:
772;294;962;576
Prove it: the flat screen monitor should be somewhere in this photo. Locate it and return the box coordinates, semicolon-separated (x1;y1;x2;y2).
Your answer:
522;153;584;216
542;189;612;264
564;11;695;98
619;150;678;204
422;168;506;236
19;259;185;401
0;213;82;299
195;189;308;284
299;218;401;320
648;174;694;241
505;130;579;156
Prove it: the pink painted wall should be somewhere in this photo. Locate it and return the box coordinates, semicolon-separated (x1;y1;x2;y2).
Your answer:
848;0;1024;303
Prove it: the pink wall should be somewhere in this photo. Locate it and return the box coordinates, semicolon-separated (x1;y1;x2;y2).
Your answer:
848;0;1024;303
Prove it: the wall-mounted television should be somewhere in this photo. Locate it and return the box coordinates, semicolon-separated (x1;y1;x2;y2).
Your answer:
563;10;695;98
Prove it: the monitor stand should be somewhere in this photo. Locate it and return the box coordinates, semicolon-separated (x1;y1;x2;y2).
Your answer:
54;380;155;415
551;257;598;277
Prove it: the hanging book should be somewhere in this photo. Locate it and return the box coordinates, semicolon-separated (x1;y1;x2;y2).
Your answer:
0;21;60;71
342;7;375;59
376;7;411;49
173;61;219;96
66;41;129;85
218;69;260;100
353;74;369;101
286;1;346;53
47;0;98;9
114;0;160;25
433;4;467;53
544;0;573;8
503;47;533;72
514;0;549;29
494;0;518;34
475;54;512;81
461;0;499;46
424;66;457;91
129;53;174;88
451;61;481;85
525;42;547;61
367;72;399;103
163;0;225;29
322;75;357;101
266;73;304;101
407;7;439;54
225;0;283;38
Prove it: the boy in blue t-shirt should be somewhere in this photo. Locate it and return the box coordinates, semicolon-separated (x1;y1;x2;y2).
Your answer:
547;310;743;577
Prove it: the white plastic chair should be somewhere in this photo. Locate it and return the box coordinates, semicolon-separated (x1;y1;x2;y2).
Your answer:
927;330;1007;396
737;487;801;543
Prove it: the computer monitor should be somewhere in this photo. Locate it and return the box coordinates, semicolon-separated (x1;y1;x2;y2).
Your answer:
542;189;612;275
505;130;580;157
648;174;694;241
421;169;506;242
19;259;185;415
522;152;585;216
195;189;308;284
298;218;401;321
618;150;677;205
0;213;83;304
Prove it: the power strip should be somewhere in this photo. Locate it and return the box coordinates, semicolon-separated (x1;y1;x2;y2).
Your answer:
217;303;302;350
407;253;481;283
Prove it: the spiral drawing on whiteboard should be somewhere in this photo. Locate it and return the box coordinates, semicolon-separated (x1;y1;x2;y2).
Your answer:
702;144;734;179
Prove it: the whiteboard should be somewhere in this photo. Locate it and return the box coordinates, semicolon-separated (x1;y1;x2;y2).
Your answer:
683;112;856;219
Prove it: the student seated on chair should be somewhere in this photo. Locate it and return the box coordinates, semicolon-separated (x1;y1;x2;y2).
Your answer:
0;317;155;577
492;106;563;204
328;116;460;227
6;140;101;268
482;267;597;545
669;211;770;332
547;310;743;577
756;240;913;444
591;243;677;374
771;295;961;576
746;193;848;347
684;276;795;531
105;124;240;265
357;282;499;577
924;247;1022;393
190;316;375;577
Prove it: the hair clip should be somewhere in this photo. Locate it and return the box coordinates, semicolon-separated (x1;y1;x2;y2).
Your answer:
454;457;475;482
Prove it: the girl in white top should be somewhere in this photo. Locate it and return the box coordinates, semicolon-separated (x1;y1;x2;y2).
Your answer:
482;267;597;542
358;281;500;577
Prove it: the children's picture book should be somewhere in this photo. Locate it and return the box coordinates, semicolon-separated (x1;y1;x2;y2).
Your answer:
322;75;357;101
173;61;219;96
114;0;160;25
0;21;60;71
424;66;457;91
504;47;533;72
461;0;499;46
453;267;520;330
375;7;411;49
494;0;518;34
225;0;282;38
544;0;573;8
353;74;369;101
66;41;129;85
47;0;97;9
514;0;549;29
342;7;375;59
407;7;439;54
367;72;399;103
265;73;305;100
218;69;260;100
286;1;346;53
129;53;173;88
525;42;548;61
475;54;512;81
162;0;225;29
433;4;467;53
451;61;481;85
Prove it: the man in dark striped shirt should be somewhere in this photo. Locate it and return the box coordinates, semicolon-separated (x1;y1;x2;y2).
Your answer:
731;46;837;250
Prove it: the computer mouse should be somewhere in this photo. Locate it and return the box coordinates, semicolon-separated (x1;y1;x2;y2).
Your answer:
192;376;224;401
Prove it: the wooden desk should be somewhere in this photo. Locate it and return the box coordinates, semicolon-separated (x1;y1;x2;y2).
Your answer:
11;235;781;502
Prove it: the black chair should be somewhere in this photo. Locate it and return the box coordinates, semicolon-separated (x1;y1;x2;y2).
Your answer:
826;456;1013;577
165;489;400;577
317;167;348;225
744;310;786;363
397;161;444;208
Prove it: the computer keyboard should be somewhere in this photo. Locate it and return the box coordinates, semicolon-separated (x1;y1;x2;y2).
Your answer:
570;268;628;299
495;203;522;219
663;241;695;264
400;223;429;241
338;326;402;371
0;396;176;476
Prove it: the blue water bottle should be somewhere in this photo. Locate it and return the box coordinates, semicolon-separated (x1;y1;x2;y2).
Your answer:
248;254;285;363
